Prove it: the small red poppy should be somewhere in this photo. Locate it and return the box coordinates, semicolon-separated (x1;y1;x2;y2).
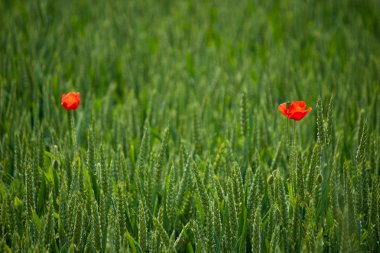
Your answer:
61;92;80;110
278;101;312;121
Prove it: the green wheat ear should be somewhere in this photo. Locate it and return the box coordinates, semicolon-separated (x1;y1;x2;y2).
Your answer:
276;175;288;240
59;180;70;244
192;107;202;154
116;185;126;239
240;90;248;138
270;140;283;171
91;201;102;252
153;127;169;191
307;143;321;197
176;155;192;214
270;225;280;253
136;127;150;199
42;193;55;248
87;128;96;177
111;208;121;253
355;117;368;166
192;160;214;252
251;203;262;253
339;206;351;253
153;208;170;249
296;152;304;200
329;163;338;227
227;179;238;251
165;164;175;225
368;175;379;248
72;203;83;251
213;142;225;173
99;145;109;198
138;199;148;252
149;230;159;253
38;130;44;171
316;97;325;145
99;190;109;251
212;199;222;250
290;201;300;251
325;95;335;146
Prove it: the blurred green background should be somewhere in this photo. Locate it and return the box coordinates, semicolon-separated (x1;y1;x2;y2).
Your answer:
1;0;379;142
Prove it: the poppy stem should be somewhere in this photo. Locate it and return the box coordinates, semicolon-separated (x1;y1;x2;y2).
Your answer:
292;120;296;148
291;120;297;186
68;110;72;143
287;118;289;146
68;111;77;151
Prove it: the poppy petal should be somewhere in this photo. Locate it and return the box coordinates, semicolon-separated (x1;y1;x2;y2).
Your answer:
61;92;80;110
289;101;307;111
289;107;312;120
278;103;289;117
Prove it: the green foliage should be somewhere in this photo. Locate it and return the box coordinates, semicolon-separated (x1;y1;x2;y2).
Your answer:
1;0;380;252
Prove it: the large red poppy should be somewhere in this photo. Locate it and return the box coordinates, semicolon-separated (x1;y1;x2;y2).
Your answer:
61;92;80;110
278;101;312;121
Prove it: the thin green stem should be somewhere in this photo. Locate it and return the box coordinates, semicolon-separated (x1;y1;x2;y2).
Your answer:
292;120;296;148
287;118;289;147
68;111;77;151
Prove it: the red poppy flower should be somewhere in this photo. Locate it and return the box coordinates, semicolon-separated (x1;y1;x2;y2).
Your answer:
61;92;80;110
278;101;312;121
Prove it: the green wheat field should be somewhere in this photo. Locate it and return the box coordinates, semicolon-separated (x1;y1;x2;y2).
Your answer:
1;0;379;252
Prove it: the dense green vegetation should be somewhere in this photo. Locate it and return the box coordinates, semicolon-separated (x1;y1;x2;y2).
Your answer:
1;0;379;252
